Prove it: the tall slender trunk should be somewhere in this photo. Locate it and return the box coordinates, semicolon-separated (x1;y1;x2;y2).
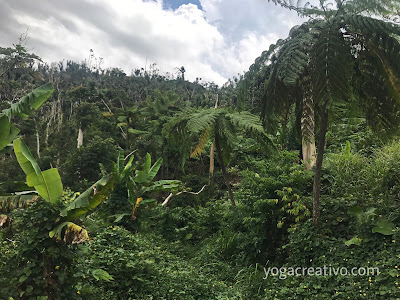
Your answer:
35;121;40;158
312;104;328;226
45;122;50;148
209;95;219;185
209;143;215;185
214;131;235;206
301;86;316;170
77;127;83;148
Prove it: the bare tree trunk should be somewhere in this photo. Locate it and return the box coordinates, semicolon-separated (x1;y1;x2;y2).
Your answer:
312;104;328;226
209;143;215;185
214;131;235;206
301;90;316;170
35;121;40;158
209;95;218;185
302;139;316;170
77;127;83;148
45;123;50;148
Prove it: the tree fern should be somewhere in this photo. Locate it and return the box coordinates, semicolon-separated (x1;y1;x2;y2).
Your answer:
251;0;400;224
164;107;273;205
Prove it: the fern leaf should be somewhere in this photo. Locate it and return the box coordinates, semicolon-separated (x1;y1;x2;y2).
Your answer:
190;126;211;158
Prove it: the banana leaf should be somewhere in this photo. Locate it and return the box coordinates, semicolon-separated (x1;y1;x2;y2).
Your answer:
13;138;63;203
60;174;115;221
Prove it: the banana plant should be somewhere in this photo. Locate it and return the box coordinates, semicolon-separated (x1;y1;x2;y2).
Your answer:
4;137;114;243
3;137;180;242
113;151;181;220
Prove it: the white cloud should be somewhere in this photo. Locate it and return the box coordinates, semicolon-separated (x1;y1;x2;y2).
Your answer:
0;0;304;85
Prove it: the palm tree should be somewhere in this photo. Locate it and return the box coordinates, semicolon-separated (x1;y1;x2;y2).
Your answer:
163;107;272;206
245;0;400;224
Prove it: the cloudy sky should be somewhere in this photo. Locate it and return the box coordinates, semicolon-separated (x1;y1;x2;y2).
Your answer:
0;0;304;85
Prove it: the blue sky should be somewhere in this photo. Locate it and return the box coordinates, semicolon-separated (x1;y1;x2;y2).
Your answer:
0;0;303;85
163;0;202;10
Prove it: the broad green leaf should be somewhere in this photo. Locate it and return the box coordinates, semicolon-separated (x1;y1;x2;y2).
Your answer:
135;156;163;183
13;138;41;175
141;180;181;193
144;153;151;173
345;236;362;246
0;115;20;151
147;158;163;181
60;174;115;221
122;155;134;176
372;218;395;235
14;138;63;203
29;169;63;204
117;149;124;173
2;82;54;118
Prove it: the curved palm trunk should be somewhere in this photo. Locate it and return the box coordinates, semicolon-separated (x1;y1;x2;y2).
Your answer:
301;83;316;170
312;105;328;226
214;131;236;206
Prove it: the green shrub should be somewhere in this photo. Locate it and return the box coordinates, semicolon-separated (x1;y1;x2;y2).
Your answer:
0;200;82;299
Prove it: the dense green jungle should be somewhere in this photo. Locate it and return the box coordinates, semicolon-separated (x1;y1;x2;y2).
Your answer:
1;1;400;299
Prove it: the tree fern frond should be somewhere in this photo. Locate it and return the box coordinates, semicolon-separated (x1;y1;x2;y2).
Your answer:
190;126;211;158
311;22;355;106
355;50;400;137
343;0;400;16
344;15;400;102
226;111;275;150
215;119;235;165
187;108;223;134
226;111;264;135
217;117;237;149
276;22;321;85
344;14;400;37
